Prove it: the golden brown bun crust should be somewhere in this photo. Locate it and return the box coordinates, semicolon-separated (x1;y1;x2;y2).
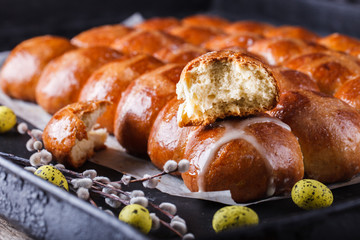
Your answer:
318;33;360;58
78;55;163;134
276;68;319;93
153;43;207;64
135;17;181;31
114;64;184;157
264;25;319;42
283;51;360;94
181;115;304;203
182;14;230;30
177;50;280;127
36;47;122;114
111;30;184;55
203;33;263;51
334;77;360;110
225;21;274;35
248;38;327;65
0;35;75;101
166;25;223;46
71;24;133;48
270;90;360;183
148;98;199;171
43;100;109;168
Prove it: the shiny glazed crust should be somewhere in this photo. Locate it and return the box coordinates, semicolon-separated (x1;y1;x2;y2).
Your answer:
148;98;198;171
0;35;75;101
248;37;327;65
114;64;184;157
275;68;319;93
153;43;207;64
264;25;319;42
334;77;360;111
111;29;184;55
225;21;274;35
36;47;122;114
270;90;360;183
78;54;163;134
71;24;133;48
166;25;223;46
135;17;181;31
182;15;230;30
203;33;263;51
181;116;304;203
318;33;360;58
284;51;360;94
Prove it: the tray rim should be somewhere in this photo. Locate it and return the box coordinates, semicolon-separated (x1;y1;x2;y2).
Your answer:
0;155;149;240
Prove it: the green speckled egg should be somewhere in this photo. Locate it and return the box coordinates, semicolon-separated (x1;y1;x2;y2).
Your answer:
0;106;17;133
119;204;152;234
212;206;259;233
291;179;333;210
34;165;69;191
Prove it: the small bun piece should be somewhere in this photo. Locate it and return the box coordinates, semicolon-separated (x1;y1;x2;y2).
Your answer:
43;100;110;168
176;50;280;127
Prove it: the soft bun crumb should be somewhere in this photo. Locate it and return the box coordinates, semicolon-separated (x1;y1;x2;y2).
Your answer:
43;100;110;168
176;50;280;126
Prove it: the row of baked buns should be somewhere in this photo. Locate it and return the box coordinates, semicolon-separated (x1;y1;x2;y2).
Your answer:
1;15;360;203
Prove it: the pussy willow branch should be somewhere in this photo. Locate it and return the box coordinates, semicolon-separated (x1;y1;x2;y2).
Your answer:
0;151;183;238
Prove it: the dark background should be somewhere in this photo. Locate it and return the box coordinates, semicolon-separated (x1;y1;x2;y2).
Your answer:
1;0;360;51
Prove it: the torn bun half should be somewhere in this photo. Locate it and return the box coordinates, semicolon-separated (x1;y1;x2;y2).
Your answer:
176;50;280;127
43;100;110;168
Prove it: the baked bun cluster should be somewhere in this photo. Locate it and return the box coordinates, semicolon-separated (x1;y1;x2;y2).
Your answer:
2;14;360;202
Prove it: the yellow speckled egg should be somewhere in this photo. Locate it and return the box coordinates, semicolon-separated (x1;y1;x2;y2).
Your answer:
212;206;259;233
291;179;333;210
0;106;17;133
34;165;69;191
119;204;152;234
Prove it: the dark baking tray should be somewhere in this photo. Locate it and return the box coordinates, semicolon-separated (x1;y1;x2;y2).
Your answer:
2;1;360;239
3;118;360;240
3;119;360;240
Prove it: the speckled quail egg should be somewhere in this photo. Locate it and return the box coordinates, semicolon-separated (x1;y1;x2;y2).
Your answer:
291;179;333;210
0;106;17;133
34;165;69;191
212;206;259;233
119;204;152;234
